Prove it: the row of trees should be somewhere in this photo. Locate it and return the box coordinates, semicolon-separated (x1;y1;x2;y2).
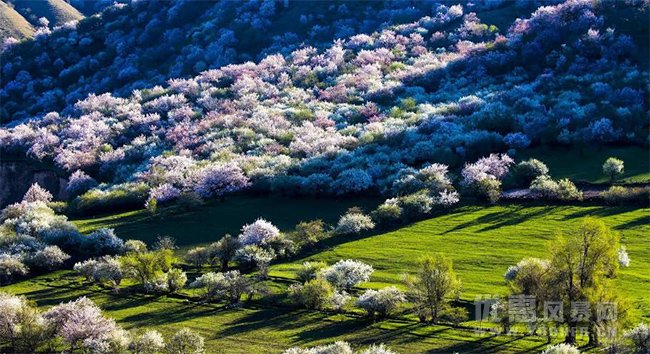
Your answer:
288;254;465;324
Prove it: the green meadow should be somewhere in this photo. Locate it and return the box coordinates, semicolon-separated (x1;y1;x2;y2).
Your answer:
4;202;648;353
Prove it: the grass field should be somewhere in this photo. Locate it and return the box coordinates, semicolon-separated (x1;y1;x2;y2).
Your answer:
73;195;382;249
4;202;648;353
271;204;650;322
10;0;83;27
518;146;650;184
0;0;35;41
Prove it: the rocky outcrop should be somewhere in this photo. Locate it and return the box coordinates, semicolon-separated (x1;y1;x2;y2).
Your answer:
0;160;68;207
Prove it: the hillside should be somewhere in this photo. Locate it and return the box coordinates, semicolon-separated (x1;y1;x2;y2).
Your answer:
7;0;83;28
0;0;34;41
0;2;648;354
0;0;461;122
1;0;647;215
3;204;648;353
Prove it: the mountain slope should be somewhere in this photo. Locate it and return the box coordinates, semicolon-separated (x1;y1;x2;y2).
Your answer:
7;0;83;27
0;1;529;122
0;0;646;215
0;0;34;41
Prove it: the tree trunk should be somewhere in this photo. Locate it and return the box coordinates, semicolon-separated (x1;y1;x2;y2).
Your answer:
588;321;599;346
565;321;577;344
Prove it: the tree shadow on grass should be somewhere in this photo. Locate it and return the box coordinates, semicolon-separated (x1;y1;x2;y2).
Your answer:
560;206;635;220
476;206;556;232
213;308;314;338
22;286;86;306
613;214;650;230
293;317;375;343
442;205;557;234
120;302;224;327
431;333;531;354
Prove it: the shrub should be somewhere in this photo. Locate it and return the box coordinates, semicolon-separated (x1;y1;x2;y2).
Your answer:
371;199;403;226
321;259;373;291
238;218;280;246
26;245;70;270
297;261;327;283
514;159;549;186
331;169;373;195
84;228;125;256
292;220;327;245
356;287;405;319
541;343;581;354
531;176;582;201
165;328;205;354
399;191;434;218
556;179;583;201
73;183;149;215
335;210;375;235
208;234;241;270
476;178;501;203
618;246;631;268
530;175;559;198
194;163;249;198
234;245;276;276
624;323;650;354
0;255;29;284
283;342;353;354
442;307;469;327
288;278;334;310
124;240;148;254
166;268;188;293
602;186;650;205
131;330;165;354
74;259;99;281
90;256;123;290
185;247;210;268
603;157;624;182
22;183;53;203
330;291;351;312
189;270;250;304
148;183;181;204
66;170;98;197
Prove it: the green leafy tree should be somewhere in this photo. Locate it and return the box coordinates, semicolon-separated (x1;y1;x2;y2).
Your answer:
403;254;461;323
548;218;624;344
120;249;174;285
209;234;240;270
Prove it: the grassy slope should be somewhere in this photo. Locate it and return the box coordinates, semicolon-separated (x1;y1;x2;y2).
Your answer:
271;204;650;322
4;204;648;353
517;146;650;184
73;195;382;249
8;0;83;27
0;0;34;41
5;272;558;354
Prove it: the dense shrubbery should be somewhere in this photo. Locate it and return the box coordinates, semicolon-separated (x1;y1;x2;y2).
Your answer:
530;176;583;201
0;292;205;354
1;1;447;122
1;0;647;211
0;185;129;283
602;186;650;205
